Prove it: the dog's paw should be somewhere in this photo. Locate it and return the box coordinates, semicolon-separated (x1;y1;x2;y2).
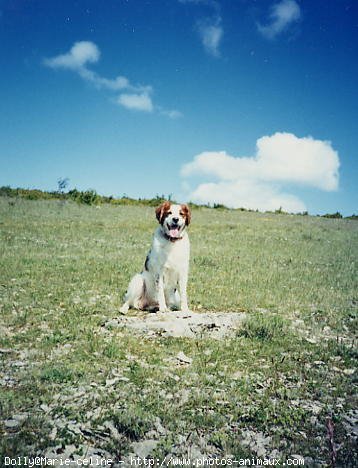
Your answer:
180;304;191;313
120;303;129;314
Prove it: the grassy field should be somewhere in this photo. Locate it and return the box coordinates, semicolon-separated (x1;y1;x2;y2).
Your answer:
0;197;357;466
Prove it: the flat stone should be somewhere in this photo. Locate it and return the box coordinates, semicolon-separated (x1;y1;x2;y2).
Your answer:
106;310;245;339
176;351;192;364
4;419;20;429
131;439;159;458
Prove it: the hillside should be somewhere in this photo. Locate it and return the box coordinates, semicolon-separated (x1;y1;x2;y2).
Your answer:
0;198;357;465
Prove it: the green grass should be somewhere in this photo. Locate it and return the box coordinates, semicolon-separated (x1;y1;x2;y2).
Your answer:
238;313;288;341
0;197;357;465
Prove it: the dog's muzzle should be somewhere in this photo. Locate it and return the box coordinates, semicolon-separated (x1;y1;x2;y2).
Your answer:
167;222;182;238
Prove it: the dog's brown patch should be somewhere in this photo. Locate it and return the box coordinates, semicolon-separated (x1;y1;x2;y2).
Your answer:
155;201;172;225
180;204;191;226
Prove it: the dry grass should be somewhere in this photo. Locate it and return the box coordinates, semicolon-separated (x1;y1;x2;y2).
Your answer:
0;198;357;465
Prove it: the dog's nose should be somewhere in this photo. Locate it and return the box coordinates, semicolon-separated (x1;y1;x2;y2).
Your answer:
172;217;179;224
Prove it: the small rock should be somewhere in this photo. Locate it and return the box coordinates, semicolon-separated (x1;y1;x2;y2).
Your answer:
0;376;17;387
12;413;28;422
241;430;271;458
105;319;121;328
176;351;192;364
4;419;20;429
131;439;158;458
49;426;58;440
232;370;243;380
11;360;26;367
177;434;187;444
67;421;82;435
189;445;206;460
61;445;77;458
40;404;51;413
291;454;305;461
106;377;120;386
154;417;167;435
269;449;281;459
73;390;86;398
305;337;317;344
178;388;190;405
103;420;122;441
342;409;358;438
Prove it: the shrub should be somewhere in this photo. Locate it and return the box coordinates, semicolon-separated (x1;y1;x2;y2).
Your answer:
111;406;152;440
0;186;15;197
39;364;79;383
68;188;99;205
238;313;287;341
322;212;343;219
78;189;99;205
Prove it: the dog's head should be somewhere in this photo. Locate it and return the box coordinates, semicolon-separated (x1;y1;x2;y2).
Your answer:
155;201;191;239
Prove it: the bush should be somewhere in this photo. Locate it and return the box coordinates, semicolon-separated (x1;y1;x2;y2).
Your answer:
111;406;152;441
78;189;99;205
238;313;287;341
68;188;99;205
275;206;288;215
322;212;343;219
0;186;15;197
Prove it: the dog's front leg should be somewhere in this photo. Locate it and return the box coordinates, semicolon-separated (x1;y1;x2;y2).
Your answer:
179;271;190;313
156;274;168;312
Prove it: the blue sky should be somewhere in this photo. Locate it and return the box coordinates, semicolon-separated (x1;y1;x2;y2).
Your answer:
0;0;357;214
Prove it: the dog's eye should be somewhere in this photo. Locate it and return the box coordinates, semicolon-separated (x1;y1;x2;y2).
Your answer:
179;212;184;216
167;211;172;215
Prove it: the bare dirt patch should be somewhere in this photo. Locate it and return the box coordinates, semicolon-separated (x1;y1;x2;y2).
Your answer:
105;310;246;339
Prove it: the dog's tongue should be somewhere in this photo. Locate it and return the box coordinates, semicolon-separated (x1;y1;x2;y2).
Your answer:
169;227;180;238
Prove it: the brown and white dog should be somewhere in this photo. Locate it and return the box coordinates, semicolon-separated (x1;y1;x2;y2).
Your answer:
120;202;191;313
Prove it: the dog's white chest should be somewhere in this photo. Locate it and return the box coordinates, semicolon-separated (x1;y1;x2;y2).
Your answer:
165;242;188;268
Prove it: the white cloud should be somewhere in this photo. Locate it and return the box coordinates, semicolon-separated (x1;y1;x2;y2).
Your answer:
181;132;340;212
188;180;306;212
257;0;301;39
117;92;153;113
159;108;183;119
255;133;339;190
179;0;223;57
44;41;144;93
44;41;100;70
78;68;130;91
44;41;180;116
197;17;223;57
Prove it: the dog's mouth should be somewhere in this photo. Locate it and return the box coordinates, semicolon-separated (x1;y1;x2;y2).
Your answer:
167;223;182;238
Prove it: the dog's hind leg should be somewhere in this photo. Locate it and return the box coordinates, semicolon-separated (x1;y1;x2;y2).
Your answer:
120;274;145;313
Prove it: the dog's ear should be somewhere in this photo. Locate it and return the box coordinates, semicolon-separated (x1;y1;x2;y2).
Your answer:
180;204;191;226
155;201;171;224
